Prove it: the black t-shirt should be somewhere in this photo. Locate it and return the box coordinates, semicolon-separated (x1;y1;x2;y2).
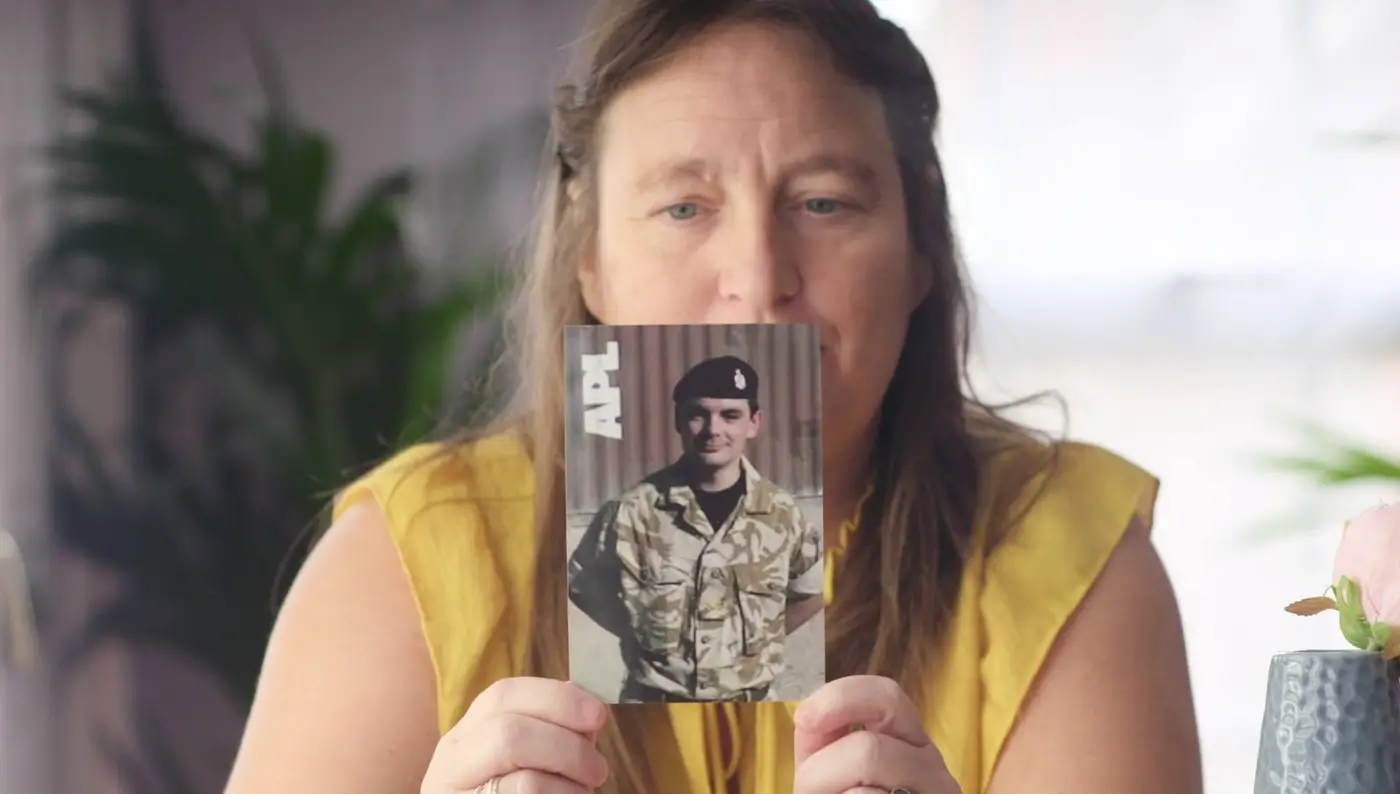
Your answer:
693;475;746;531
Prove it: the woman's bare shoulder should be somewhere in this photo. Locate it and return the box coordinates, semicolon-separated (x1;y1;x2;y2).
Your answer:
987;515;1202;793
223;498;439;794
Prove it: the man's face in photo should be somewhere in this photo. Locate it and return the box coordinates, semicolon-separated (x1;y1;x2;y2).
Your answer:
676;398;761;471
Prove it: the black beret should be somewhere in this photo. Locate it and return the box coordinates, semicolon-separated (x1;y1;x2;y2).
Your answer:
672;355;759;403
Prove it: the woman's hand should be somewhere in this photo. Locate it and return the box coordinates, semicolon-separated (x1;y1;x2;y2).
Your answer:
420;677;611;794
793;676;961;794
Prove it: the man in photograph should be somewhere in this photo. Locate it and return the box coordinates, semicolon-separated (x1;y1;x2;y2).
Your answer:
567;354;823;703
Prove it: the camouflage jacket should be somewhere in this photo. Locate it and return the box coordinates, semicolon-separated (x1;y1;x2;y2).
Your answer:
569;458;822;700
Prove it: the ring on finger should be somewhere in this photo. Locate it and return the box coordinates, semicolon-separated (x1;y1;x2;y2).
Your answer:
474;778;501;794
891;788;912;794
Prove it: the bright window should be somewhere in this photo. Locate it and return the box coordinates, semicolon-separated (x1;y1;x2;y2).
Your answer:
875;0;1400;351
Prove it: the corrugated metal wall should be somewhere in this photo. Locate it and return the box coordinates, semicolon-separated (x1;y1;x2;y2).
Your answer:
564;324;822;516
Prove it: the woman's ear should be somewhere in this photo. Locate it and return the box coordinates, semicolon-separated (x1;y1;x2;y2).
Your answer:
565;176;608;320
577;244;612;322
579;254;605;320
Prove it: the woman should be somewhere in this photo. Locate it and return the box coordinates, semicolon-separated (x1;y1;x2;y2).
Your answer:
225;0;1202;792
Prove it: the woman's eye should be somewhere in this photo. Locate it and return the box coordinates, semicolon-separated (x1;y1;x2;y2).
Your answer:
803;198;842;215
665;203;699;221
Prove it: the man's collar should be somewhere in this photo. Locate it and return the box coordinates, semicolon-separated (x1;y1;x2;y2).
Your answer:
654;456;776;514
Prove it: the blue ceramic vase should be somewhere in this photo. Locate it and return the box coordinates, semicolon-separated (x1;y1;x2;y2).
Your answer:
1254;650;1400;793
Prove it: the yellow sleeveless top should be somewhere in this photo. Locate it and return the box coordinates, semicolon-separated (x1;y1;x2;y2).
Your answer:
334;435;1157;793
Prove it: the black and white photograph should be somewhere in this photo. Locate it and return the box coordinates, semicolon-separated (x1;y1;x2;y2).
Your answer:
564;324;825;704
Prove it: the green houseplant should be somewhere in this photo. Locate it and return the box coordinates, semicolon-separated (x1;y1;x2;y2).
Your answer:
1252;421;1400;542
30;2;541;790
1265;422;1400;491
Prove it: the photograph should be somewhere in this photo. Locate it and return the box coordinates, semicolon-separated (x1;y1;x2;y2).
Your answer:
563;323;825;704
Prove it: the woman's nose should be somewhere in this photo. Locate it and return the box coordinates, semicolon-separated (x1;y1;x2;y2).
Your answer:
714;211;802;318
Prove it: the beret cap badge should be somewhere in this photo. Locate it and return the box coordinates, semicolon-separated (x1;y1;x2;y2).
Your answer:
671;355;759;404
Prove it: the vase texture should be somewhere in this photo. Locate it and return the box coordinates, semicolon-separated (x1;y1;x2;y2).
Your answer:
1254;650;1400;793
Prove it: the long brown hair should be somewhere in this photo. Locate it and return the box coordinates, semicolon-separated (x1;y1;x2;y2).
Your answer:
452;1;1052;791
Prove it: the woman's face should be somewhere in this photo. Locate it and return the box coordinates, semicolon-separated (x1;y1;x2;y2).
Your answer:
581;21;931;467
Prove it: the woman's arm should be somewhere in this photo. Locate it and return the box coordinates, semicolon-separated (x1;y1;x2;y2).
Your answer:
223;499;439;794
987;515;1203;794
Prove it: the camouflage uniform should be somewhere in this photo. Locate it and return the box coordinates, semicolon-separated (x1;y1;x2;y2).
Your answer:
568;353;823;701
590;458;822;701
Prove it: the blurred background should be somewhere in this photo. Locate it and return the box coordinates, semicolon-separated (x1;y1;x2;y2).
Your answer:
0;0;1397;792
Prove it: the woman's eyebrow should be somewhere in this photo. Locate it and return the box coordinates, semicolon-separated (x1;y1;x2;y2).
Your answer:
779;152;879;187
632;157;716;192
630;152;879;193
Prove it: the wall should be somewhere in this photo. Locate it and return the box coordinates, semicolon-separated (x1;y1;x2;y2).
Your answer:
0;3;55;791
2;0;134;792
149;0;589;253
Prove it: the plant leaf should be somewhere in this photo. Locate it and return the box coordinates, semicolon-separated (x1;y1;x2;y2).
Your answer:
1285;596;1337;616
1373;622;1394;656
1336;576;1375;651
1259;421;1400;486
395;271;513;444
318;171;414;290
253;121;333;273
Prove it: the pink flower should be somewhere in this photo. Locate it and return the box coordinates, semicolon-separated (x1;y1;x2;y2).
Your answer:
1333;504;1400;628
1286;503;1400;658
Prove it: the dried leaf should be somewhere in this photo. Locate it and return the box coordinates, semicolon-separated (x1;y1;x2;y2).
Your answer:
1285;596;1338;616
